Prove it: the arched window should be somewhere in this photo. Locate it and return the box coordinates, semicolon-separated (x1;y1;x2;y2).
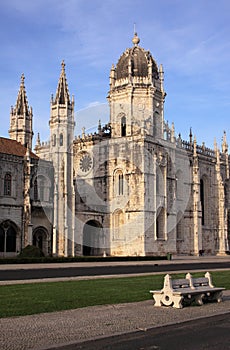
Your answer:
176;170;183;200
200;176;210;226
200;179;204;225
153;111;159;137
227;210;230;250
34;178;38;201
0;227;4;252
156;167;163;195
114;170;124;196
4;173;12;196
0;222;16;253
60;133;63;146
156;207;165;239
176;212;183;240
53;134;56;146
121;116;126;137
6;226;16;252
33;176;50;202
156;171;159;195
118;173;124;195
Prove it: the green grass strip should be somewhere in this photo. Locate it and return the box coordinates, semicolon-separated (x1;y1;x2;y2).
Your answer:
0;271;229;318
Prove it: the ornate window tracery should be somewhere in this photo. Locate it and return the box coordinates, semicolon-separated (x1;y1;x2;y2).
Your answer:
4;173;11;196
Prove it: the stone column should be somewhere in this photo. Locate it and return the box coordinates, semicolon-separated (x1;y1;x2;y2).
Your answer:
215;149;228;255
192;138;202;255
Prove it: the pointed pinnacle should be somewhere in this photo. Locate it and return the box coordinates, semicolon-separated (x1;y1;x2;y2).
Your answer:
61;60;65;71
21;73;25;85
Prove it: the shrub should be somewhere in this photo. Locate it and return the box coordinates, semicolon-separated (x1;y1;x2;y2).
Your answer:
18;245;44;258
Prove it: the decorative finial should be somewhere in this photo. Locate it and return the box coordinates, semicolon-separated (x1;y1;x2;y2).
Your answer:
189;127;193;144
222;130;228;153
21;73;25;85
36;132;41;146
98;119;101;133
26;142;30;158
193;135;197;157
61;60;65;71
171;122;175;143
132;32;140;46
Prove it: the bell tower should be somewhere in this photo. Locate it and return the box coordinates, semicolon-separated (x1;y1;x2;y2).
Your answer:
9;74;33;149
49;61;75;256
108;33;166;139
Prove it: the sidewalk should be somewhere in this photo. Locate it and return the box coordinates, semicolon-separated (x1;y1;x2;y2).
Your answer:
0;291;229;350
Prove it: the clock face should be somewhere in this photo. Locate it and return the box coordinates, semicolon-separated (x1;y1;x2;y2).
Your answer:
79;153;93;173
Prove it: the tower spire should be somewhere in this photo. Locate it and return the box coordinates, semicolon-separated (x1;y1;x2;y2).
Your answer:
9;74;33;148
54;60;70;105
16;73;30;116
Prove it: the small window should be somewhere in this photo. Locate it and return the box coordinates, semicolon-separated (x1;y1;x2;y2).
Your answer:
121;116;126;137
53;134;56;146
34;178;38;201
118;173;124;195
60;134;63;146
4;174;11;196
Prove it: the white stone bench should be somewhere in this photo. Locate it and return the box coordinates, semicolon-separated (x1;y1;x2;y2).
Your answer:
150;272;225;309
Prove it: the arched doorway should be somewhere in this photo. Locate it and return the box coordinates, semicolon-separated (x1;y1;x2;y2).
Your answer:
83;220;104;256
32;227;48;255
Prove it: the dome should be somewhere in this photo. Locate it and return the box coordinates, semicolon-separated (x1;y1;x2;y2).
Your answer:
116;34;159;81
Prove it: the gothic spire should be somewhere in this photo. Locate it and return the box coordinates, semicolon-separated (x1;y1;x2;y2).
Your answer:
54;60;70;105
222;130;228;154
15;73;30;116
9;74;33;149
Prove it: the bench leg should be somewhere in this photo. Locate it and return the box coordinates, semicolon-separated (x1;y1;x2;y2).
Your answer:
209;291;223;303
216;291;223;303
194;293;205;306
153;294;163;307
172;295;183;309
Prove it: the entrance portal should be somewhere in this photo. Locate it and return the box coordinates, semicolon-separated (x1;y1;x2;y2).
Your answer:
83;220;104;256
33;227;48;255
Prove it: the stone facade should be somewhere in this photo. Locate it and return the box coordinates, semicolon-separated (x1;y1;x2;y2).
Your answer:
0;138;53;256
1;33;230;257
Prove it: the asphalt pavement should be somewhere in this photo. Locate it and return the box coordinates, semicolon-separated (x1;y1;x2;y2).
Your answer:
53;312;230;350
0;255;229;284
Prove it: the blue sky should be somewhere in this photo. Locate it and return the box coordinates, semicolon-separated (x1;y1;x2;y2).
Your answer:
1;0;230;148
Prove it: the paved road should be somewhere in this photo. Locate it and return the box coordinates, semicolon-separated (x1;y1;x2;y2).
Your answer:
51;313;230;350
0;261;229;281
